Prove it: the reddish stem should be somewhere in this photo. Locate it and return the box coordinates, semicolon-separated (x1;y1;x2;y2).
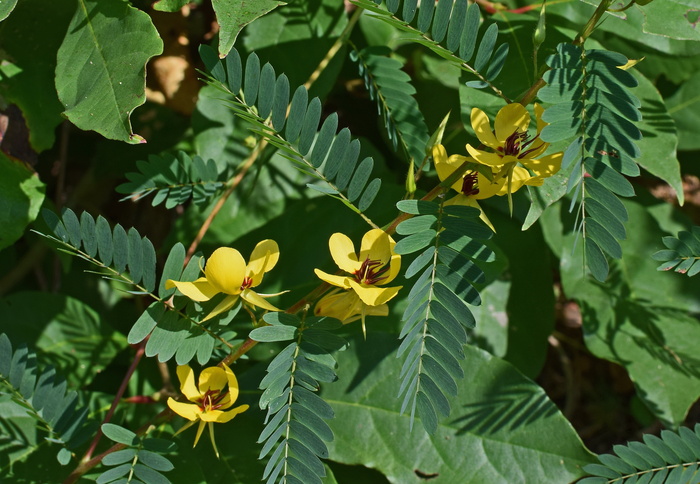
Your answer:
81;340;146;462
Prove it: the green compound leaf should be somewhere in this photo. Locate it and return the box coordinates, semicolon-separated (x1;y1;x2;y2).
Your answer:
351;46;430;164
322;333;594;483
0;333;96;465
395;198;493;433
199;45;384;220
540;43;644;282
56;0;163;143
212;0;286;58
0;152;45;251
582;424;700;483
116;151;226;208
257;315;344;484
354;0;510;98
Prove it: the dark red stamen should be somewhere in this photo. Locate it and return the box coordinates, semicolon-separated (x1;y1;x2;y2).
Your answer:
240;277;253;290
198;388;228;412
354;257;389;285
501;130;541;159
461;172;480;197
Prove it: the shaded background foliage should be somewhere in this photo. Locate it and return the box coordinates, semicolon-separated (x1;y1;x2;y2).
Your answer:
0;0;699;483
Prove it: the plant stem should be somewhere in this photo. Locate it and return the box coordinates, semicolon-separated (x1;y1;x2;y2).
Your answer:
81;341;147;462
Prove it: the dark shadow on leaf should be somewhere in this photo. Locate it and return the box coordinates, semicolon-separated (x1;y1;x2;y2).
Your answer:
344;336;397;394
638;97;677;138
452;379;558;436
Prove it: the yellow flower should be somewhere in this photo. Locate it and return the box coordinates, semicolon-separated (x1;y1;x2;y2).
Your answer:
166;240;281;321
314;229;402;335
167;364;249;458
314;290;389;324
432;144;522;231
465;103;562;191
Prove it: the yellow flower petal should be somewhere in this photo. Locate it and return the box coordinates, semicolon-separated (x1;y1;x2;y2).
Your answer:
358;229;392;266
534;103;547;134
168;398;201;421
197;366;229;395
240;289;281;312
204;248;246;295
314;269;352;289
222;363;239;403
498;166;534;195
385;253;401;285
470;108;501;149
328;233;361;273
349;280;402;306
202;295;239;323
521;152;563;177
314;291;365;322
466;144;504;166
177;365;201;401
246;240;280;287
167;278;219;302
494;104;530;143
474;172;507;199
433;145;473;193
198;404;249;423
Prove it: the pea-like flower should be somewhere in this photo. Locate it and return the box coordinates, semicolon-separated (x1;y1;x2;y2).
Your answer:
166;240;282;321
465;103;562;190
314;229;402;334
167;364;249;458
432;143;543;231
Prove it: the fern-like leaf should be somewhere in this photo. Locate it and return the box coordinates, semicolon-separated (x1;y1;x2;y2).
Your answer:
0;333;95;465
116;151;226;208
35;209;233;365
250;313;347;484
200;45;383;223
539;43;642;282
352;0;510;99
652;226;700;276
394;199;494;433
98;423;177;484
351;46;430;164
580;424;700;483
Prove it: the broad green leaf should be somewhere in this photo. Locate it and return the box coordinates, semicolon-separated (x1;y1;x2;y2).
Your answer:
0;0;17;21
322;334;594;483
666;69;700;151
554;198;700;425
629;69;683;204
639;1;700;41
212;0;285;58
0;153;45;251
0;0;72;151
55;0;163;143
153;0;189;12
0;291;127;387
491;212;555;378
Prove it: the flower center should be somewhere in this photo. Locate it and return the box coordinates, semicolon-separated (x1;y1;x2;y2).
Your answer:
461;172;480;197
240;277;253;290
500;130;541;159
198;388;227;412
354;257;389;285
